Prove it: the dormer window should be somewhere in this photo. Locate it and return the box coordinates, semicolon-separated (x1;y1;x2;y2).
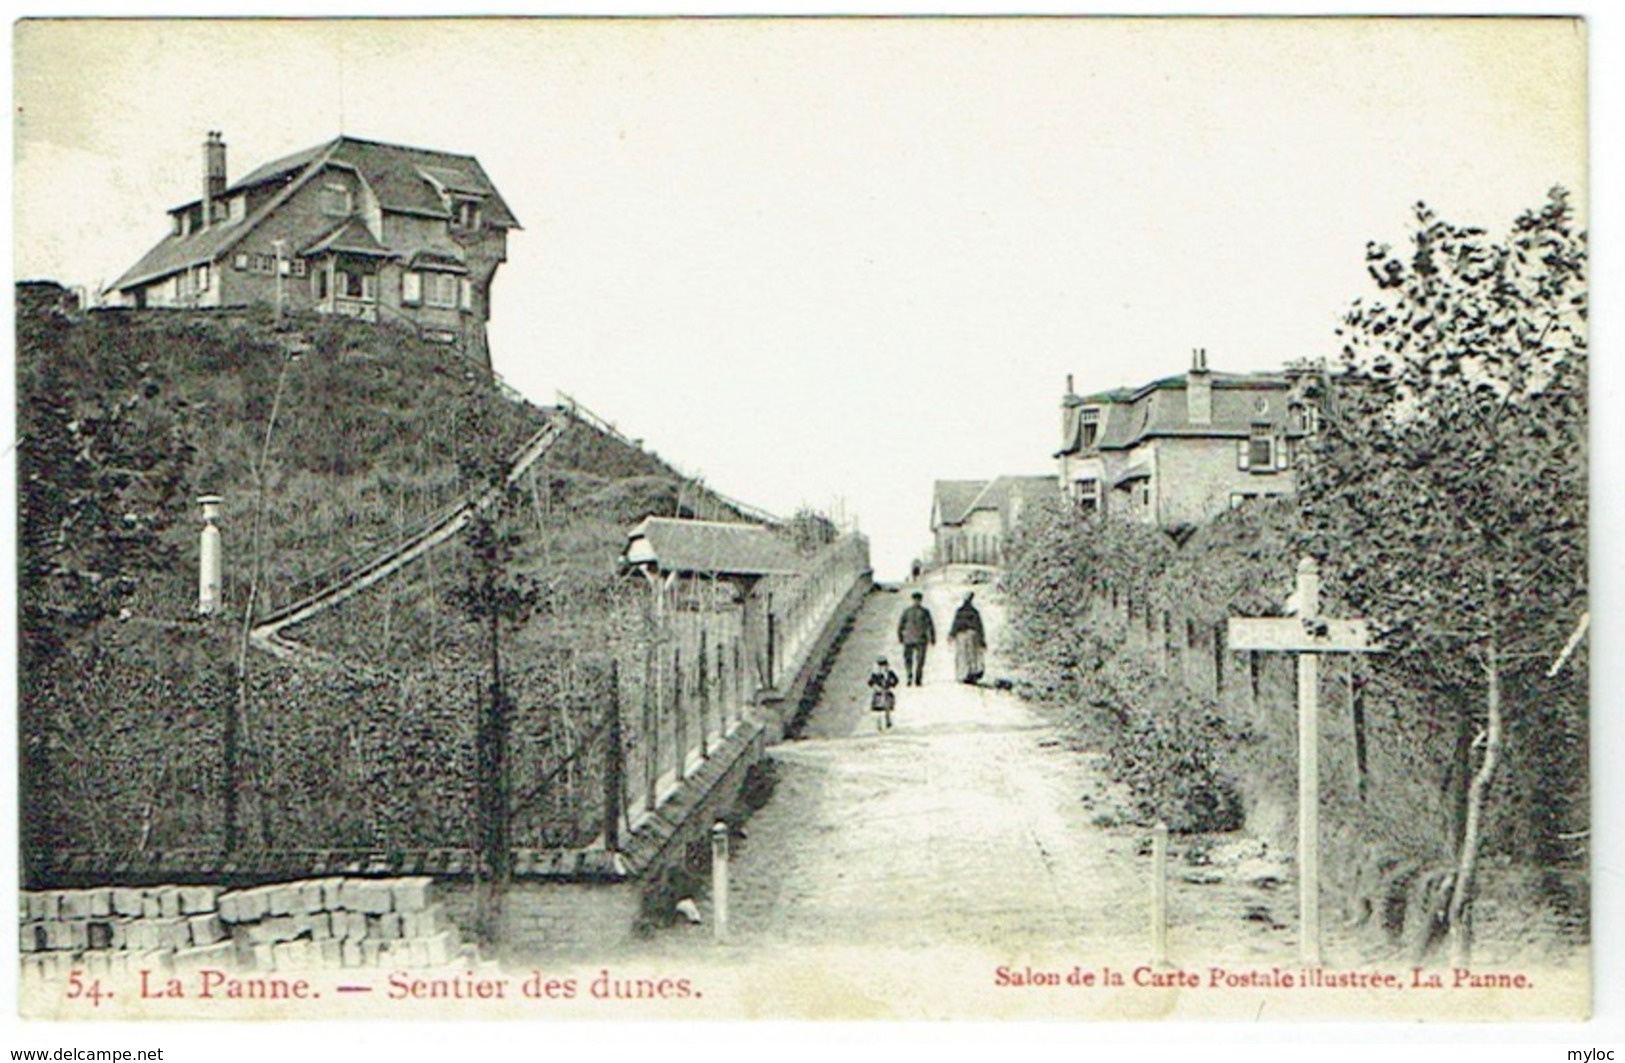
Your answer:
453;199;482;230
1080;407;1101;448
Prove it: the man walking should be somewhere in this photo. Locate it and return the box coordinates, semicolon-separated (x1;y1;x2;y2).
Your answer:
897;590;936;687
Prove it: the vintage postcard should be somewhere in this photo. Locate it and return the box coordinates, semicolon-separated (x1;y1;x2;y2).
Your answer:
8;13;1600;1036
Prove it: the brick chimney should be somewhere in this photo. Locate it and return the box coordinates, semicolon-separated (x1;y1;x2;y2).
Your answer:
202;131;227;227
1187;348;1212;425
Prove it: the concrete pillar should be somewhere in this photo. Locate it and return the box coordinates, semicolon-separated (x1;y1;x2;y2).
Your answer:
197;494;223;617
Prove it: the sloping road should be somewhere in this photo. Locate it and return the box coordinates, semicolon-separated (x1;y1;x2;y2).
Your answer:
721;571;1148;952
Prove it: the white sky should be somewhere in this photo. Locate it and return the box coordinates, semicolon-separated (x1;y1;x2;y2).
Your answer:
12;17;1586;579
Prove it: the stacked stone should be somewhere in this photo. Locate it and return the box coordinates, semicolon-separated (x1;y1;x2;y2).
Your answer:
19;877;471;977
18;885;224;981
214;876;465;971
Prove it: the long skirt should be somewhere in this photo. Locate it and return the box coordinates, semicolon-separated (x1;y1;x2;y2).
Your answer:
954;631;985;683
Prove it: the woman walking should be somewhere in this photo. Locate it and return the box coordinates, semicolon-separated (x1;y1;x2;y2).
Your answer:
948;592;986;685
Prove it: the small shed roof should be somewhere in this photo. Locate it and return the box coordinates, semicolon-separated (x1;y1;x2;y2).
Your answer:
625;517;803;578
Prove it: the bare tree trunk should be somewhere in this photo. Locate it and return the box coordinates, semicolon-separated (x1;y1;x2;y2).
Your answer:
1448;636;1501;967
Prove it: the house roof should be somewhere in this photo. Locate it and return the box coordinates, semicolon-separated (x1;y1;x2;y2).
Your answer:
302;219;395;258
932;480;989;528
624;517;803;578
115;134;518;291
1058;369;1299;455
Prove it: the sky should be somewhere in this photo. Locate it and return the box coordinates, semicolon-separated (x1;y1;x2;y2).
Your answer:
11;17;1587;580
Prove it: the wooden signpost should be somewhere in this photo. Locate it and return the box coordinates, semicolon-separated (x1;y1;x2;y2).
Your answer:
1228;557;1381;966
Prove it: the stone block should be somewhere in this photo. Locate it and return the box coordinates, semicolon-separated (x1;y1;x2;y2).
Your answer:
136;948;174;976
111;888;145;917
59;890;92;920
155;887;182;919
141;893;162;920
244;915;302;946
304;911;333;940
222;887;271;924
86;921;115;951
123;920;159;952
319;878;347;911
391;877;434;913
341;939;365;968
361;939;383;967
154;917;191;951
424;930;455;968
82;950;113;979
341;880;393;915
339;910;368;940
172;940;235;971
20;922;45;953
317;938;343;969
373;913;403;941
251;943;276;972
298;881;327;914
17;892;26;920
268;885;300;917
188;913;226;947
178;886;218;915
28;892;59;921
43;920;88;952
87;889;113;918
401;904;447;939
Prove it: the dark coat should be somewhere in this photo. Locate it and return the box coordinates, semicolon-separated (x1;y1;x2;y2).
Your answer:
897;603;936;646
948;601;984;641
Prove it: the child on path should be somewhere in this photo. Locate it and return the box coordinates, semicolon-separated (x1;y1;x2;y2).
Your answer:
868;656;899;732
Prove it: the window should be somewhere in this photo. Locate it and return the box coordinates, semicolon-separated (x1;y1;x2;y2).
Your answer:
337;270;376;302
424;272;459;308
402;271;422;305
290;259;306;277
229;196;247;222
1248;431;1274;469
322;183;352;217
313;269;329;301
459;277;473;310
234;252;249;271
455;200;482;229
1080;407;1100;448
1290;402;1319;435
195;264;210;292
1073;478;1100;514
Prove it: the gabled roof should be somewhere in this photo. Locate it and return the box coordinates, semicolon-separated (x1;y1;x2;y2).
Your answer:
932;480;989;528
302;219;394;258
115;134;519;291
624;517;802;578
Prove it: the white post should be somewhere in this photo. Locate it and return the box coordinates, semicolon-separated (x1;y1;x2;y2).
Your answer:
272;239;287;322
1295;556;1322;966
710;820;730;944
197;494;223;617
1151;821;1168;966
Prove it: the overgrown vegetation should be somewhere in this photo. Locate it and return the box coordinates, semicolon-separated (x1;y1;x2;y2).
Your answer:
1002;191;1588;960
15;295;768;873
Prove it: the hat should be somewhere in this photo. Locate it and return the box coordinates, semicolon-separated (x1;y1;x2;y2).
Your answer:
877;656;889;665
911;591;923;601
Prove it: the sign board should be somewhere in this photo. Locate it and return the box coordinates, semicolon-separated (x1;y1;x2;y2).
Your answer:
1226;616;1380;654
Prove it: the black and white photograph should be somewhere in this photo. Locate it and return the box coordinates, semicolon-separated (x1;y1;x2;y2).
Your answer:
6;9;1611;1047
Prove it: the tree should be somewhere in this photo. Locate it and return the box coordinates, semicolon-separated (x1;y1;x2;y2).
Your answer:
1296;190;1586;962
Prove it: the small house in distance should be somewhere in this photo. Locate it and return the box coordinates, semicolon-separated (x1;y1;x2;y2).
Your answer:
1055;349;1320;526
930;476;1056;566
110;132;519;368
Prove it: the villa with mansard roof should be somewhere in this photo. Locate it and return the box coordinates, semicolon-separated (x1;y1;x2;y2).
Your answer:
111;132;519;368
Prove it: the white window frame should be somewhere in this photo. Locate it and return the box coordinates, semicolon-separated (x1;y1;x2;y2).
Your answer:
322;183;352;217
402;271;422;306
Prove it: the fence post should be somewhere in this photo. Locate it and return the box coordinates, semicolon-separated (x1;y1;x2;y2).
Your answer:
644;643;658;812
698;629;710;760
673;647;686;782
1151;821;1168;966
711;820;730;943
604;662;624;852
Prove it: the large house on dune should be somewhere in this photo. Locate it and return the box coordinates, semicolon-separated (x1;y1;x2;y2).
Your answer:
111;132;519;368
1055;349;1320;527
